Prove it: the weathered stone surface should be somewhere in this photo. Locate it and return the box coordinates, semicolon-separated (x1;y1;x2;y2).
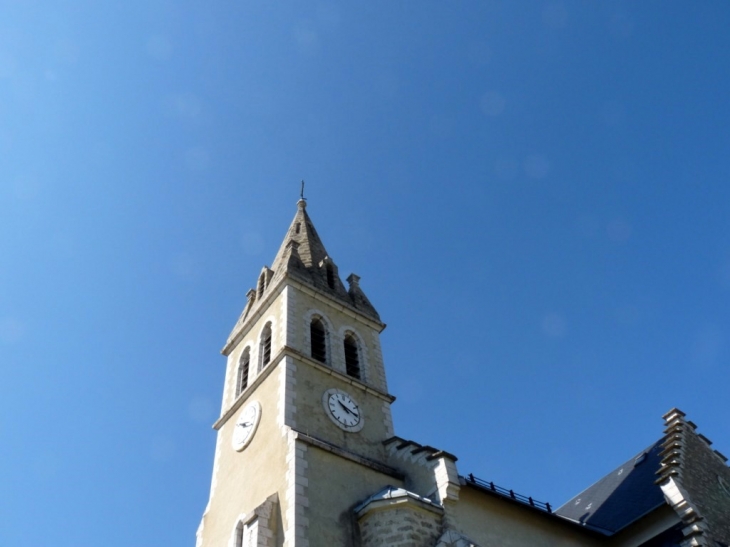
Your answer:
359;505;443;547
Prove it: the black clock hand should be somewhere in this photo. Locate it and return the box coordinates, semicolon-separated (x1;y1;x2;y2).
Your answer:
237;421;252;428
338;401;358;416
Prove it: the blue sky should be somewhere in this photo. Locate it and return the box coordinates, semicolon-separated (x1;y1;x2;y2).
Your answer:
2;2;729;545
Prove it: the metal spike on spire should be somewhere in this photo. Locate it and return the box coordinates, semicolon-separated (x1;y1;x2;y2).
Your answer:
300;180;306;201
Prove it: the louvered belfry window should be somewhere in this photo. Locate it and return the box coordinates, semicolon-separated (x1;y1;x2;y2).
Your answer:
257;272;266;300
310;318;327;363
344;334;360;379
326;264;335;289
236;348;250;397
260;323;272;370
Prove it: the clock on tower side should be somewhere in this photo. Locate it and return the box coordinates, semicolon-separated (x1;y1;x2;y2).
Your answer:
196;200;400;547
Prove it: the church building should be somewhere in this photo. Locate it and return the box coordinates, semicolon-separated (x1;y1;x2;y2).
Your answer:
196;199;730;547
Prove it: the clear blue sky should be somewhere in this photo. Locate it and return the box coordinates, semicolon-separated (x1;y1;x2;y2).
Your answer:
2;2;729;544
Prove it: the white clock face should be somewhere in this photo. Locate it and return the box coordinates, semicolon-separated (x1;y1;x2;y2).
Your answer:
322;389;364;432
232;401;261;452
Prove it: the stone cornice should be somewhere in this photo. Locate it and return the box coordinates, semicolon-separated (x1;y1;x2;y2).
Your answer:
285;345;395;403
291;429;404;480
212;348;285;430
222;279;288;356
213;345;395;430
285;275;385;331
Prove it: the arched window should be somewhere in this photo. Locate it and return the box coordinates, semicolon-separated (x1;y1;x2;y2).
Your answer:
344;334;361;380
232;518;260;547
236;348;250;397
234;522;244;547
310;318;327;363
259;323;272;370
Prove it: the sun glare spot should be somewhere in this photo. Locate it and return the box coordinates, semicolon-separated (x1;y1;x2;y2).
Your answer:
293;24;320;55
166;93;202;119
185;147;210;170
147;35;173;61
480;91;506;117
606;218;632;243
524;155;550;179
542;313;566;338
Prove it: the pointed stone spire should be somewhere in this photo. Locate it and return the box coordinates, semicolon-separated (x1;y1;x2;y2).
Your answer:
225;198;383;353
271;199;329;271
268;199;381;322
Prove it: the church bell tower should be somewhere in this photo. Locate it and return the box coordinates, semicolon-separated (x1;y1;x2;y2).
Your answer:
195;200;730;547
196;199;398;546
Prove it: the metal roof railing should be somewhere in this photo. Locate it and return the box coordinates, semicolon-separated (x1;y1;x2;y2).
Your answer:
465;473;553;513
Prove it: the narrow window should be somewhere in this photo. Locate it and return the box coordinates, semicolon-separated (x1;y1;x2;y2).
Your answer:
244;518;259;547
295;222;301;234
344;334;361;379
326;264;335;289
259;323;272;370
310;318;327;363
257;272;266;300
236;348;250;397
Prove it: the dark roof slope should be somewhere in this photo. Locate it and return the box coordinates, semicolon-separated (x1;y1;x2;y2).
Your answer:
555;440;666;534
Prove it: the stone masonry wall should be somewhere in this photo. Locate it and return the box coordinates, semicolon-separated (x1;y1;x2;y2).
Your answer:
359;506;443;547
681;429;730;544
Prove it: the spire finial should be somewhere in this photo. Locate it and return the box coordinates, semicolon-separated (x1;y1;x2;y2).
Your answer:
298;180;307;208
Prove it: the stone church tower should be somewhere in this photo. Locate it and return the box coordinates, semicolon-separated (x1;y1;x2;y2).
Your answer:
196;199;414;546
196;200;730;547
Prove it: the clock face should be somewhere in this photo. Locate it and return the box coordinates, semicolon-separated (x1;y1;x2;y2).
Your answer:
322;389;364;432
232;401;261;452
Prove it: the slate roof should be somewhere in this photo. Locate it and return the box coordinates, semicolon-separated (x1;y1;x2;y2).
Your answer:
555;439;667;535
353;485;441;514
